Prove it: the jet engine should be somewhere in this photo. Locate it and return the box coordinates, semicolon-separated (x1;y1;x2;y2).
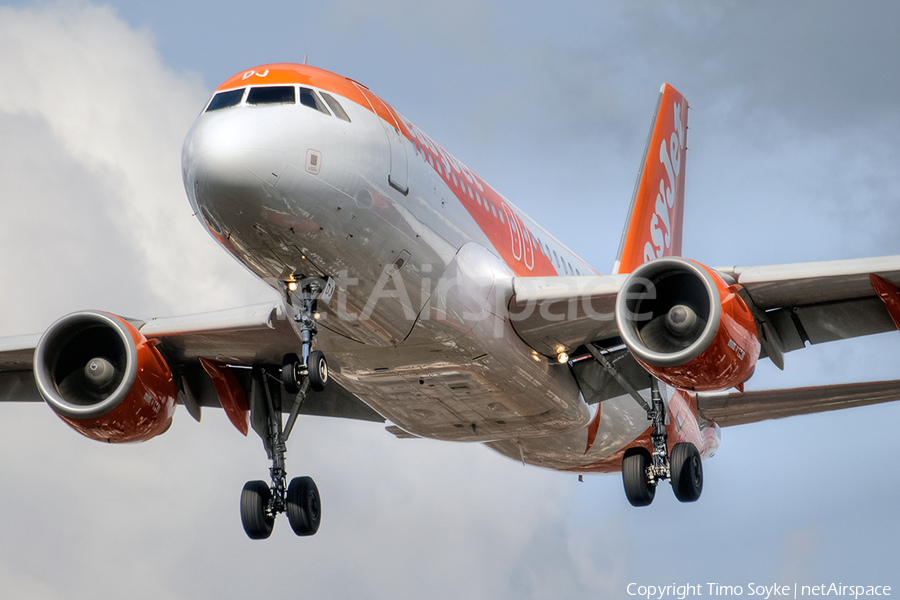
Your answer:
34;311;177;443
614;257;760;391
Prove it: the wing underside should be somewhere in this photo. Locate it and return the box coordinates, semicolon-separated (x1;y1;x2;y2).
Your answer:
509;255;900;425
510;256;900;359
3;256;900;429
0;302;383;423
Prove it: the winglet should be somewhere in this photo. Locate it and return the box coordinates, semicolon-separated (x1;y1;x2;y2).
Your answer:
613;84;689;274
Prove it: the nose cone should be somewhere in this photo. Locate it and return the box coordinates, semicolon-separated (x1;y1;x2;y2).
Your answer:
182;109;288;217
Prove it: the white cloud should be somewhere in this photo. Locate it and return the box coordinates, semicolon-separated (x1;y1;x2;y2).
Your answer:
0;1;272;333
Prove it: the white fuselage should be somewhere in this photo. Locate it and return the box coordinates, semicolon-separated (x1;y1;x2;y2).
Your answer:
180;70;692;472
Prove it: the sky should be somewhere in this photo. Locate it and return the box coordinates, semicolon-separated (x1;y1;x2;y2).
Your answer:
1;1;899;598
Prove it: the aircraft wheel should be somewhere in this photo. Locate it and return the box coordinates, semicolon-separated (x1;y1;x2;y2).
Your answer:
286;476;321;536
622;447;655;507
282;353;302;394
307;351;328;392
241;480;274;540
670;442;703;503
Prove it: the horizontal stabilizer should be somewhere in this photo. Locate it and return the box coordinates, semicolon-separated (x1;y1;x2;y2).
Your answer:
697;379;900;427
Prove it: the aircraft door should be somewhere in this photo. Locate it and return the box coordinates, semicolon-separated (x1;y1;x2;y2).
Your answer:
353;84;409;195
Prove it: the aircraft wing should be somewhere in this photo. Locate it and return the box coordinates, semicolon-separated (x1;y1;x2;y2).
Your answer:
0;302;384;423
508;274;628;357
696;379;900;427
509;255;900;365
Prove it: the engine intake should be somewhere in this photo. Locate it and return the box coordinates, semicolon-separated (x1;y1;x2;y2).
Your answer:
34;311;177;443
614;257;760;391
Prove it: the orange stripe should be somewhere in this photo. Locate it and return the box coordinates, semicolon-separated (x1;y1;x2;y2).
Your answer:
217;64;404;133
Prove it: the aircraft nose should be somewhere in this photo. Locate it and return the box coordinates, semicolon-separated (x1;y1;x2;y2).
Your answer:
182;110;287;210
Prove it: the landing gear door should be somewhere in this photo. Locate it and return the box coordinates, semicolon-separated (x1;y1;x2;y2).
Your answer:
352;83;409;195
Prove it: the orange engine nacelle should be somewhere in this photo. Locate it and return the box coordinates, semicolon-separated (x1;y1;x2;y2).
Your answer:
614;257;760;392
34;311;177;443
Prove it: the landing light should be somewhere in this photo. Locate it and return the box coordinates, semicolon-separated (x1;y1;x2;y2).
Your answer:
557;352;569;363
313;312;321;321
287;281;298;292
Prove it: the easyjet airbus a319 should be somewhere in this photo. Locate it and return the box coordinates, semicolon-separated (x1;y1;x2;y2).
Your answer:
3;64;899;539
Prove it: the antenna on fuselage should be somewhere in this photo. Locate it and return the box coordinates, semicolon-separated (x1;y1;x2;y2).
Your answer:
303;54;308;65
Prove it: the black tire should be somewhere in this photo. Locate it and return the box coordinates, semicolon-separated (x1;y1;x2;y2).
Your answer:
670;442;703;503
622;447;655;507
307;351;328;392
282;353;301;394
286;476;321;536
241;480;274;540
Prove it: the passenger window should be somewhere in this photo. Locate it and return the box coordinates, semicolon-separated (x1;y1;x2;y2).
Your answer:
320;92;351;122
206;88;244;112
299;88;330;114
247;86;296;105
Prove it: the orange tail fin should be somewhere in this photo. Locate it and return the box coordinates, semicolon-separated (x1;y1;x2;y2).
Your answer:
613;84;689;274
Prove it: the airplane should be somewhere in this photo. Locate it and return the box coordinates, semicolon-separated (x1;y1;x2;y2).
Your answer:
2;62;900;540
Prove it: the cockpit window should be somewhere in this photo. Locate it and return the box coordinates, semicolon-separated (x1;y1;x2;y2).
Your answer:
206;88;245;112
320;92;351;122
299;88;330;115
247;86;296;105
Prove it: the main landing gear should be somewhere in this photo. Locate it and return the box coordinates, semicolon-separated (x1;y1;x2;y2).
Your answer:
585;345;703;507
240;278;330;539
621;378;703;507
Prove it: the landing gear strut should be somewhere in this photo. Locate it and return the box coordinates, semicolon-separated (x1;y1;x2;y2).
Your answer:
281;277;332;394
239;366;324;539
586;345;703;506
620;377;703;506
240;275;331;539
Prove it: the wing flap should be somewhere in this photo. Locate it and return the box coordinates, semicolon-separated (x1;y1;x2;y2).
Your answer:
697;379;900;427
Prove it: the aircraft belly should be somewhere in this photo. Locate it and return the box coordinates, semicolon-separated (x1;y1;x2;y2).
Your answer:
314;284;590;442
485;393;651;470
323;347;589;442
